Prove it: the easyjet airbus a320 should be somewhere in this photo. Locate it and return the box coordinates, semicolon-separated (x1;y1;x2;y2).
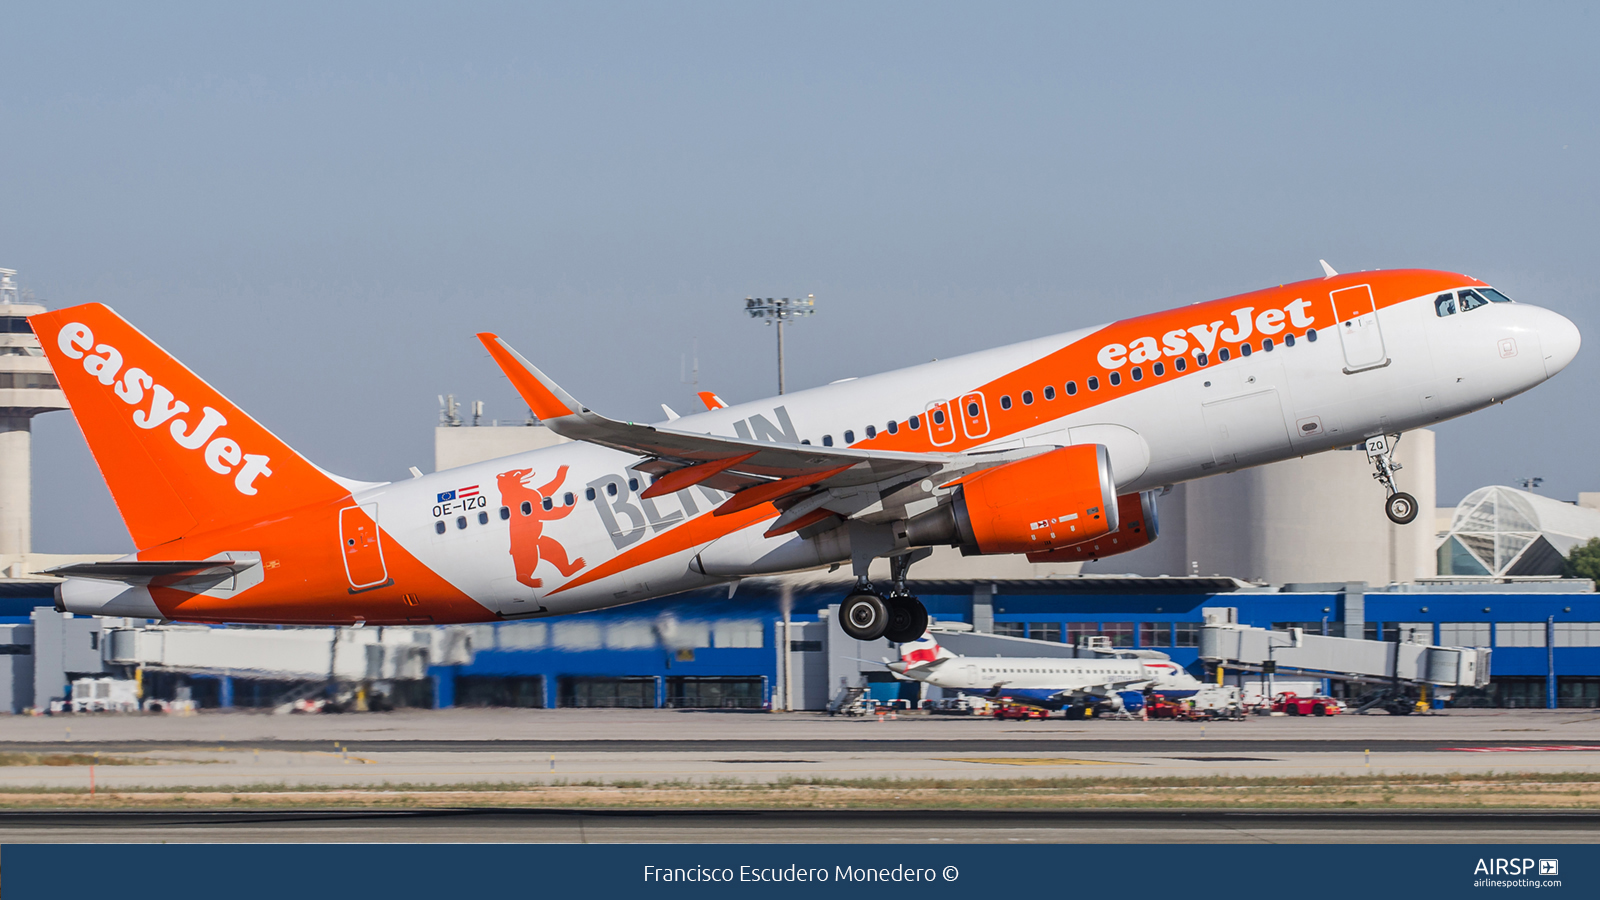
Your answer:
34;264;1579;643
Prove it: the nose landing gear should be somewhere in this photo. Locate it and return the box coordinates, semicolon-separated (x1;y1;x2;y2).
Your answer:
838;549;931;643
1366;433;1419;525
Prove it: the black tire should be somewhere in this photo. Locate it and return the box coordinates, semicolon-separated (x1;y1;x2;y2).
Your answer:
1286;704;1300;716
840;591;890;641
883;595;930;644
1386;491;1419;525
1312;704;1326;717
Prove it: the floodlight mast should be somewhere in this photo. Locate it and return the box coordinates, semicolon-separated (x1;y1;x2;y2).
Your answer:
744;294;815;395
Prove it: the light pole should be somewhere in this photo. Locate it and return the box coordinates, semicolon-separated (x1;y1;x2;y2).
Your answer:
744;295;815;395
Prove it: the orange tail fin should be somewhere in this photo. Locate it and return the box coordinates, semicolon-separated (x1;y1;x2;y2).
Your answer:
30;304;350;549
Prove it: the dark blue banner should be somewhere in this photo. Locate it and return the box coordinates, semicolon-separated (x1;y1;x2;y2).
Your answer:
5;843;1597;899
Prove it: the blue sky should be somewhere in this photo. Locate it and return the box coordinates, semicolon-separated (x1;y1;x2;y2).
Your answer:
3;3;1596;552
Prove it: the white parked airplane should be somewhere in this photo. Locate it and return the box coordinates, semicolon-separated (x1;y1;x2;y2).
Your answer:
35;265;1579;640
888;631;1202;713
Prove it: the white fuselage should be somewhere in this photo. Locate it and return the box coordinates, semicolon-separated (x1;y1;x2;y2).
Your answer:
355;287;1576;619
896;654;1202;709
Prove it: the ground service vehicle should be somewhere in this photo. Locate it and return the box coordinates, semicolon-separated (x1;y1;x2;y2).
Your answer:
35;267;1578;639
1272;692;1343;716
994;703;1050;720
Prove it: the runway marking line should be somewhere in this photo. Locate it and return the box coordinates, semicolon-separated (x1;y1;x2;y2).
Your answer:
939;758;1127;767
1444;745;1600;753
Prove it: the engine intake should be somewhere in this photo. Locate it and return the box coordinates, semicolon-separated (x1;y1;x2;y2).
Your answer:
905;444;1117;555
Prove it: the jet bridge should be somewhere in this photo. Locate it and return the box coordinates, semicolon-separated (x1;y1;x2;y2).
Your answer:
1198;607;1490;689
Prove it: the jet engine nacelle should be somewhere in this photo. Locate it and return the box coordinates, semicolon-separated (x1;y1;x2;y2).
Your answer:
1024;489;1160;563
905;444;1117;555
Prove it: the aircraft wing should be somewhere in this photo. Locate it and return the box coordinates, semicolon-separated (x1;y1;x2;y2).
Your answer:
478;333;957;532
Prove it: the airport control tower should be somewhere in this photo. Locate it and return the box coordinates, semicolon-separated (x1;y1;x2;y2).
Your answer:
0;269;69;560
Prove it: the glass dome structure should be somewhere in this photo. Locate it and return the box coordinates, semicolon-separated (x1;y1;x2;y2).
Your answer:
1437;486;1600;577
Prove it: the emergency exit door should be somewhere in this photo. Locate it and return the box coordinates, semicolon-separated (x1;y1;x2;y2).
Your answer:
1329;284;1388;372
339;504;390;591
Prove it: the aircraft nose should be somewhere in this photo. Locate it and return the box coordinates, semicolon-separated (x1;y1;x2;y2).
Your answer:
1536;306;1581;378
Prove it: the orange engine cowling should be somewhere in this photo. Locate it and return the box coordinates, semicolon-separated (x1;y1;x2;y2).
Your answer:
1025;490;1160;563
905;444;1118;555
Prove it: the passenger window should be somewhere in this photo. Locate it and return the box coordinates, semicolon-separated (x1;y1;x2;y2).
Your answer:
1218;348;1230;362
628;477;638;491
1197;352;1209;366
1240;343;1252;356
1175;357;1187;372
1153;362;1165;376
435;521;446;534
607;482;618;496
1043;385;1055;400
1108;371;1121;386
542;497;553;511
1482;288;1514;303
865;425;876;438
932;409;946;425
1130;367;1143;382
910;415;922;430
1262;338;1273;352
585;487;596;501
456;516;467;530
1022;390;1033;405
521;501;532;516
1307;328;1318;341
888;420;899;435
801;439;810;444
499;506;510;520
478;511;489;525
1459;289;1489;311
822;434;833;446
844;430;855;443
1087;376;1099;391
999;395;1012;410
1066;381;1078;396
564;492;574;506
1284;333;1296;347
1435;293;1457;317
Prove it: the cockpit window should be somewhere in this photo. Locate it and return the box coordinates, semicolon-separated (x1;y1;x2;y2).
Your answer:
1435;293;1456;317
1480;288;1514;303
1458;289;1490;312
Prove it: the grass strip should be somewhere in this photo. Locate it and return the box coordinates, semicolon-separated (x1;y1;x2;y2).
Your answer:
0;753;160;767
4;771;1600;810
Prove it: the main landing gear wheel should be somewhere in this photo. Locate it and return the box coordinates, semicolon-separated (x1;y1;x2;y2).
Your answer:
883;595;929;644
840;590;890;641
1385;491;1419;525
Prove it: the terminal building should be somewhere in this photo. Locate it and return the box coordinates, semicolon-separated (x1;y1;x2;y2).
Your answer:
1;347;1599;713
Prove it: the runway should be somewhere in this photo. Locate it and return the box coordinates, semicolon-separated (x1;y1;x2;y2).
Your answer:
2;708;1598;799
0;737;1573;753
3;808;1597;844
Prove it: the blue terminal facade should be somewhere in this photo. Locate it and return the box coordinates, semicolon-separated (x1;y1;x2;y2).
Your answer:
6;579;1599;711
431;579;1600;710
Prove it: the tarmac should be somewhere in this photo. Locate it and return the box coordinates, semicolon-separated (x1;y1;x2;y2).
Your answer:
1;707;1598;789
3;809;1597;844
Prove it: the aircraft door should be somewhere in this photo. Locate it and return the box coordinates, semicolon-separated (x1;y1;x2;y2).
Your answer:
339;504;390;591
925;400;956;446
1329;284;1388;372
1201;389;1292;468
959;392;990;439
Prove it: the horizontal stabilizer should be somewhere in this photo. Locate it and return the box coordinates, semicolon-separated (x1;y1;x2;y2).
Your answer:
44;559;255;583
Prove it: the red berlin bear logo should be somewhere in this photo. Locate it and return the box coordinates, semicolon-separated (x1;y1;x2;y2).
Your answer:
495;466;586;589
